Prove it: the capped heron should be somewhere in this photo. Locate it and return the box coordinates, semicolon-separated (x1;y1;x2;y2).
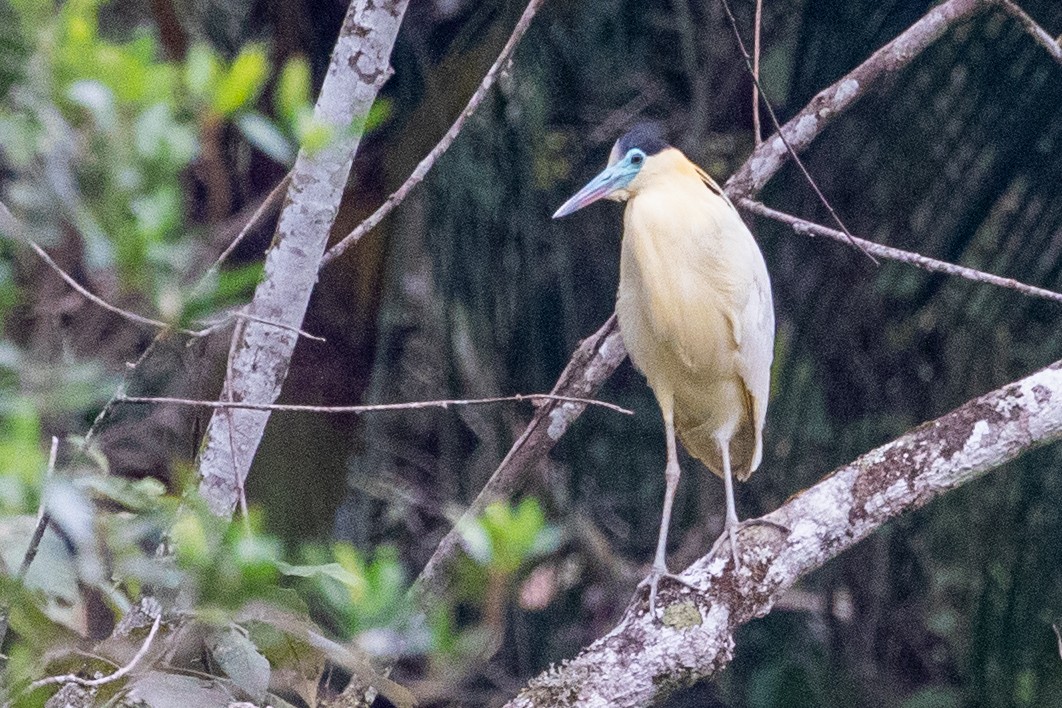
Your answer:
553;124;775;614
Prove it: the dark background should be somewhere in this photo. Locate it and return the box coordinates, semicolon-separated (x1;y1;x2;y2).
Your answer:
4;0;1062;705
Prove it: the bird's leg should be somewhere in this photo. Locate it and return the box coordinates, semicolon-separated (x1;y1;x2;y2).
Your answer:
637;401;697;616
712;434;743;569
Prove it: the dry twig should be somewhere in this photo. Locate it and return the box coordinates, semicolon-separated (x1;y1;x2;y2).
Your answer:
321;0;547;266
740;199;1062;304
118;393;632;416
25;613;161;693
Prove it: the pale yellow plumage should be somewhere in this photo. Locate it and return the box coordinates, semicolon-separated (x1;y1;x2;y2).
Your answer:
553;126;775;616
617;148;772;483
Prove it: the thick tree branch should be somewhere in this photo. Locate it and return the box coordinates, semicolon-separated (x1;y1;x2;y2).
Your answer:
196;0;410;517
412;0;987;597
508;360;1062;707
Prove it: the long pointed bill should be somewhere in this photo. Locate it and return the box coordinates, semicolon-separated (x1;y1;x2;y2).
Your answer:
552;163;631;219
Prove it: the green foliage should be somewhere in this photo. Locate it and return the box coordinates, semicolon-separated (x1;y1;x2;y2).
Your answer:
0;444;556;704
453;498;560;608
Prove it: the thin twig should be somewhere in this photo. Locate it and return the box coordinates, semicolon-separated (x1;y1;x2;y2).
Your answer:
718;0;878;264
740;199;1062;304
192;310;326;342
0;437;60;654
0;200;323;344
752;0;764;145
998;0;1062;66
118;393;633;416
1053;623;1062;661
16;437;60;581
83;333;169;450
25;613;161;692
191;175;292;295
321;0;547;267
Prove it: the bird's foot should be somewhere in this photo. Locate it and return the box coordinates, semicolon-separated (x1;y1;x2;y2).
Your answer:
636;565;699;617
709;518;790;569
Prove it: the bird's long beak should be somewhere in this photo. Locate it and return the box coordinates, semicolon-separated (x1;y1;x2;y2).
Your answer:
552;163;629;219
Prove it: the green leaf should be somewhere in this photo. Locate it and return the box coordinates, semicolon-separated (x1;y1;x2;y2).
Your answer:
184;42;221;101
77;475;165;511
237;111;294;166
277;560;364;589
275;55;311;124
237;601;417;708
213;44;269;117
209;625;271;703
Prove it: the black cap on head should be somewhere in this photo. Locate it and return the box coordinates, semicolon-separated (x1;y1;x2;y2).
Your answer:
615;122;669;157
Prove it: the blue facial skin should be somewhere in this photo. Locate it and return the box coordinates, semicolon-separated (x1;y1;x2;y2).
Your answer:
552;148;648;219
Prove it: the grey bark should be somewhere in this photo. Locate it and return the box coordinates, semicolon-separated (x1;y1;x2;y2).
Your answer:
508;360;1062;707
196;0;410;516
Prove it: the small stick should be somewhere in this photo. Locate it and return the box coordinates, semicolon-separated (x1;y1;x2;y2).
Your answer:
24;613;161;692
116;393;634;416
740;199;1062;304
321;0;548;266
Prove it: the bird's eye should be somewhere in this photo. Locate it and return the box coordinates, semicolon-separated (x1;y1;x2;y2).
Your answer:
630;153;644;165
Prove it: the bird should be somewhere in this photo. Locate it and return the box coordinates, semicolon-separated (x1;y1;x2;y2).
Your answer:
552;123;776;615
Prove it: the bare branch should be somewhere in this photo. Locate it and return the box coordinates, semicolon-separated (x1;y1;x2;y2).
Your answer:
413;316;625;603
117;393;632;415
719;0;877;263
998;0;1062;66
321;0;547;267
191;174;292;294
740;199;1062;305
26;612;161;693
725;0;985;200
508;360;1062;706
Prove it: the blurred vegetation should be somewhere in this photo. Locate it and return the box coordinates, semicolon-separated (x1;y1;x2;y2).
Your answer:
0;0;1060;705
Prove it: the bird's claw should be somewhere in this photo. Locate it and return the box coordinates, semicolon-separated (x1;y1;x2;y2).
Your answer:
637;566;698;617
710;518;790;569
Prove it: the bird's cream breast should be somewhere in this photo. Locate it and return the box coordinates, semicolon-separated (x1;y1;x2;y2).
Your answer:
616;183;752;384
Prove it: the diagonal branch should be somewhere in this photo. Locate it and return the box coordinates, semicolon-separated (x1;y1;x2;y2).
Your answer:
413;316;625;602
411;0;989;598
725;0;984;200
507;360;1062;706
740;199;1062;304
321;0;547;267
195;0;411;518
997;0;1062;66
